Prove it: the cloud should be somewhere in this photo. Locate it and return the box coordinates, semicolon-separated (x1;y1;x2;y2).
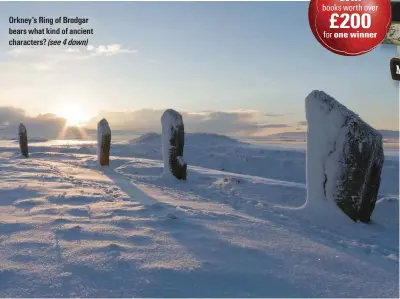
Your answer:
86;44;138;56
0;107;26;124
0;106;66;138
6;44;137;71
0;107;297;137
297;121;307;126
86;109;295;136
9;44;137;59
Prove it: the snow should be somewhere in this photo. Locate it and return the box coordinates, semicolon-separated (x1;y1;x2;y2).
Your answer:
0;131;398;297
177;155;185;166
129;132;160;145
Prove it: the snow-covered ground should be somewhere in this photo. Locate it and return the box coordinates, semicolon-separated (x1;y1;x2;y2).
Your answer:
0;133;398;297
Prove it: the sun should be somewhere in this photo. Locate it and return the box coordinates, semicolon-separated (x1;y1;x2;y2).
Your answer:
57;105;88;127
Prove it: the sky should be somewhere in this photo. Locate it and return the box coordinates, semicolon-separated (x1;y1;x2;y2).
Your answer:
0;1;398;136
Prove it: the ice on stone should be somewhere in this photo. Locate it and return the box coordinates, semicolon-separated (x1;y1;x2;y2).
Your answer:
305;90;384;222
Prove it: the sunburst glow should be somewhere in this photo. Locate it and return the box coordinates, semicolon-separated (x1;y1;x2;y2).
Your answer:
57;105;88;127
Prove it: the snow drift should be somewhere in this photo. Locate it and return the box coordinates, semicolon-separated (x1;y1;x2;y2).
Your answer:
305;90;384;222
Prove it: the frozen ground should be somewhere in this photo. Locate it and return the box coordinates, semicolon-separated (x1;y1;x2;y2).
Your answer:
0;133;398;297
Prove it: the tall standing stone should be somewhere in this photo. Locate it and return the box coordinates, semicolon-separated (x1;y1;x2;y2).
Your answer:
305;90;384;222
18;123;28;157
161;109;187;180
97;118;111;166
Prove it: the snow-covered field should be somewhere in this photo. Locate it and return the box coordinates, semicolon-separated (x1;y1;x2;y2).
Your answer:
0;133;398;297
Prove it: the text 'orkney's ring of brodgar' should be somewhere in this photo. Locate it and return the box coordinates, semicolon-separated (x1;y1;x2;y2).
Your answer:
9;16;93;47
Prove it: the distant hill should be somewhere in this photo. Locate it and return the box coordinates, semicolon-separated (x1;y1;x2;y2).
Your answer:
378;130;400;140
129;132;243;146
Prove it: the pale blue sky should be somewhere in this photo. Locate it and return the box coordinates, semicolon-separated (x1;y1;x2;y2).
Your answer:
0;1;398;132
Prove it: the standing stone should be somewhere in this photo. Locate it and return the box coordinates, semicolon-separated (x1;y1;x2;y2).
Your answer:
161;109;187;180
97;118;111;166
18;123;28;157
305;90;384;222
